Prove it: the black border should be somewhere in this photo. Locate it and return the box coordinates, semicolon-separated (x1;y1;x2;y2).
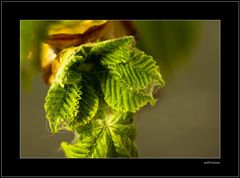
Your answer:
1;1;239;177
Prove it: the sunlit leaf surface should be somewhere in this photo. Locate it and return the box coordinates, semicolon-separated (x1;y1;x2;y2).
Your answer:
44;36;164;157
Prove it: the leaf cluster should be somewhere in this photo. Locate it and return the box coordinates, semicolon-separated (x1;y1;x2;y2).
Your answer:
44;36;164;158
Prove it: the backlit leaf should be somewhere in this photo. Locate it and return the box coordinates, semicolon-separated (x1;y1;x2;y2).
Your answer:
61;112;138;158
44;36;165;158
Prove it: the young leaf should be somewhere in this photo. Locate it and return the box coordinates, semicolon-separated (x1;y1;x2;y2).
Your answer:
45;77;100;133
44;36;165;158
61;111;138;158
103;74;155;113
107;50;165;92
44;47;97;133
54;47;84;87
71;76;99;128
89;36;135;65
44;83;82;133
92;36;165;113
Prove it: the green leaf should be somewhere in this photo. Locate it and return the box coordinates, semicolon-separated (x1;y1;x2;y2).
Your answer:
89;36;135;65
103;74;155;113
45;76;101;133
44;36;165;158
101;50;164;113
91;36;165;113
107;50;165;91
71;76;99;127
44;83;82;133
44;47;98;133
54;47;84;87
61;111;138;158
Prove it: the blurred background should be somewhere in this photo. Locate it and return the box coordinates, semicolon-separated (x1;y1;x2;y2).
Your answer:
20;20;220;158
